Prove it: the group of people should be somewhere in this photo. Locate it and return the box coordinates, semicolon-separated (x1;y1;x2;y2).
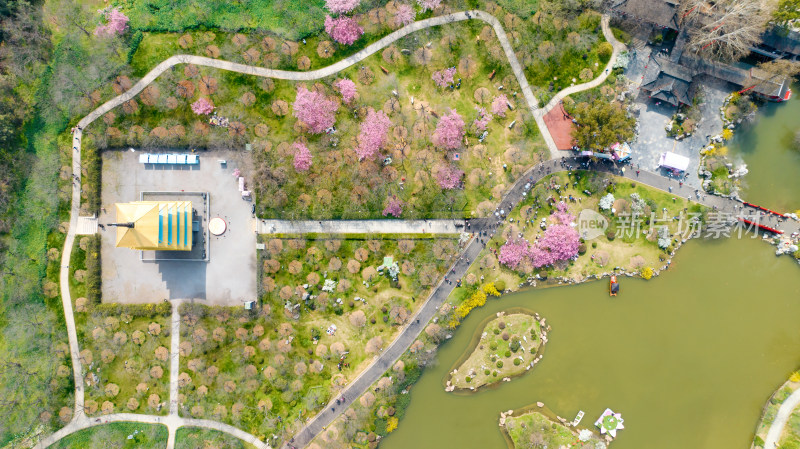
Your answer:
209;114;229;127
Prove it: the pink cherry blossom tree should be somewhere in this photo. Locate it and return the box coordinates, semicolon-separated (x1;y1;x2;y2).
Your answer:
94;7;130;36
355;108;392;160
292;86;339;134
491;94;509;117
432;109;465;150
292;142;312;172
530;202;580;267
417;0;442;12
473;107;492;132
431;67;456;88
382;196;403;217
334;78;357;105
324;15;364;45
191;97;215;115
434;163;464;189
394;3;416;26
325;0;361;14
499;238;531;269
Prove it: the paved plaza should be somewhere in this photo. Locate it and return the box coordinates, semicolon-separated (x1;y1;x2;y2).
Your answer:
625;48;732;188
99;149;257;305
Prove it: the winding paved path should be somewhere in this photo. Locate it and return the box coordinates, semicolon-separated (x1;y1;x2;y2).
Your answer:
257;219;466;234
44;9;633;449
764;387;800;448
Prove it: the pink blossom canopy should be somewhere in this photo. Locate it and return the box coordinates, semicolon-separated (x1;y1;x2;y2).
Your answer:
530;202;580;268
499;238;531;269
191;97;214;115
334;78;357;105
325;0;361;14
491;94;509;117
94;7;130;36
417;0;442;12
355;108;392;160
292;142;312;172
434;163;464;189
432;109;465;150
473;107;492;132
292;86;339;134
394;4;416;26
324;15;364;46
431;67;456;88
382;196;403;217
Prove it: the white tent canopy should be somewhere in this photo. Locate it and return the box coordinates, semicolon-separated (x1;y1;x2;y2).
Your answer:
658;151;690;172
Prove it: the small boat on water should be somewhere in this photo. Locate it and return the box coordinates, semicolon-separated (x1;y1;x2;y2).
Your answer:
572;410;585;426
609;275;619;297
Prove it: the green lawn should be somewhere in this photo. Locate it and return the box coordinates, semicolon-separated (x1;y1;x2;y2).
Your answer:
122;0;327;40
46;422;167;449
75;303;172;416
175;427;257;449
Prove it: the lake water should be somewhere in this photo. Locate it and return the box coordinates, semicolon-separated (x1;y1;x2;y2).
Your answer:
380;237;800;449
727;93;800;212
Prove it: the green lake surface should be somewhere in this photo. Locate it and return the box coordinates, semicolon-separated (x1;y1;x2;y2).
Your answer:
728;94;800;212
381;237;800;449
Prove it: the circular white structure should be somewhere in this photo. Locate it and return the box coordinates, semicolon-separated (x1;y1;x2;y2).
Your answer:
209;217;227;235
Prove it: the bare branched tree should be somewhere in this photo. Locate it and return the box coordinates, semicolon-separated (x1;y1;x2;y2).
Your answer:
680;0;778;61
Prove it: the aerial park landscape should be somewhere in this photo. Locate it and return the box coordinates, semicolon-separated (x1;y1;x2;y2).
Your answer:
0;0;798;449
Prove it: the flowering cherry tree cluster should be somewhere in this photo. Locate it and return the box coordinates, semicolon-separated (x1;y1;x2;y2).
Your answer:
530;202;580;267
191;97;214;115
382;196;404;217
417;0;442;12
292;86;339;134
94;7;130;36
394;3;416;26
356;108;392;160
325;0;361;14
499;238;531;269
473;107;492;132
292;142;313;172
434;163;464;189
325;15;364;45
432;109;465;149
334;78;357;105
599;193;614;211
491;94;509;117
431;67;456;88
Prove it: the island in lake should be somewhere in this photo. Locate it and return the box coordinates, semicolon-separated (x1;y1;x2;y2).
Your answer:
446;311;549;391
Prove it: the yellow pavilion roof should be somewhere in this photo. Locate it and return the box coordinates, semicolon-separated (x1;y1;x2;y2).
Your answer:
115;201;193;251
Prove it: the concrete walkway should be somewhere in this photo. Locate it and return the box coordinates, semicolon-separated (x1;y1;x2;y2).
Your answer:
533;15;626;157
537;15;626;116
61;131;86;419
167;300;182;448
765;388;800;449
258;219;465;234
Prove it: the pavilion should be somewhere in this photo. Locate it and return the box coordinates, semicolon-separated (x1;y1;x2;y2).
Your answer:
113;201;193;251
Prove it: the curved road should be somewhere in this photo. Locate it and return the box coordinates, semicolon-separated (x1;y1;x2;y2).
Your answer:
764;387;800;448
45;9;632;449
